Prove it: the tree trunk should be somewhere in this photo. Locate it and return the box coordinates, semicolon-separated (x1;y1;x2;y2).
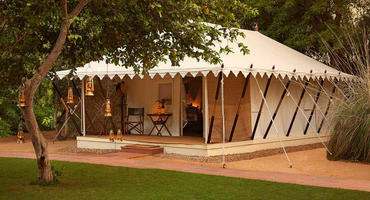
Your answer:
22;104;53;182
20;0;90;183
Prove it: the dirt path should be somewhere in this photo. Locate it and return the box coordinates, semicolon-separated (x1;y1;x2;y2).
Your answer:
138;148;370;181
1;132;370;192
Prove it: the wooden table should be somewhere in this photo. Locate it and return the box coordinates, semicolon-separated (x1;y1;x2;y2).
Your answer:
147;113;172;136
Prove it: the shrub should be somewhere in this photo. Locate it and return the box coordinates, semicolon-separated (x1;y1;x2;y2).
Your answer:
325;27;370;163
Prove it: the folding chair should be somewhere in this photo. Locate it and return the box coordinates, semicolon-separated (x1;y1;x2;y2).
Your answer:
126;108;144;134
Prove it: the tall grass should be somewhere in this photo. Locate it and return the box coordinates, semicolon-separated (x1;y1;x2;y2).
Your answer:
324;27;370;163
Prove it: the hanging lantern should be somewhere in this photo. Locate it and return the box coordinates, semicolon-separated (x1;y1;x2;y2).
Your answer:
18;88;26;107
104;99;112;117
67;87;74;104
109;129;115;142
16;126;25;143
116;129;123;141
85;77;94;96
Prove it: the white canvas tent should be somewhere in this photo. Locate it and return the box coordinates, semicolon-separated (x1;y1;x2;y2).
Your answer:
55;28;352;159
56;29;353;81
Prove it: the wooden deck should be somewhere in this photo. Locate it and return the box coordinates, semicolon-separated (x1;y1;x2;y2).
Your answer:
86;134;204;145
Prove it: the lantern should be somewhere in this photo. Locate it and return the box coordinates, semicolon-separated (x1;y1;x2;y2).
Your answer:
104;99;112;117
67;87;74;104
16;126;25;143
109;129;115;142
18;88;26;107
116;129;123;141
85;77;94;96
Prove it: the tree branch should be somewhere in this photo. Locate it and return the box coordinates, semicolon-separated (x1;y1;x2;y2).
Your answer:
60;0;68;19
69;0;91;20
26;0;91;98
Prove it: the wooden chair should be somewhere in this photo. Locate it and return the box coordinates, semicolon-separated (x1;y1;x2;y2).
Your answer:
126;108;144;134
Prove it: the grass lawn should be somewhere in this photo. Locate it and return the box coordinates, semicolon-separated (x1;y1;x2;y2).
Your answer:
0;157;369;200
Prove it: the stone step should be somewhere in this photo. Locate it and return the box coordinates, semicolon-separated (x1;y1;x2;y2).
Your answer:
121;144;163;155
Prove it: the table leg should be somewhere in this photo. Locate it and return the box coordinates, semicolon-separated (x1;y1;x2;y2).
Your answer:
148;116;156;136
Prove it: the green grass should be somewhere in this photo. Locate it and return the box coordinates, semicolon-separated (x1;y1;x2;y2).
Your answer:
0;158;368;200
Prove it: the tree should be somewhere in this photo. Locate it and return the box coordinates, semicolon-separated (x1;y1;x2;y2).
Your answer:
0;0;256;182
240;0;369;70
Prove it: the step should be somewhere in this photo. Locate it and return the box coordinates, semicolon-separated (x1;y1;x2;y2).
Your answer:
121;144;164;155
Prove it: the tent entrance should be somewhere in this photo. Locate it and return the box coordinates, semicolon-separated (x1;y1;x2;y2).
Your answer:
182;77;203;137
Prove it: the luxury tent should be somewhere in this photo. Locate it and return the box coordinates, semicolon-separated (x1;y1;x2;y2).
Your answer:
55;28;353;159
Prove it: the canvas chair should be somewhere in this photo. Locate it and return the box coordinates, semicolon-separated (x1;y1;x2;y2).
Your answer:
126;108;144;134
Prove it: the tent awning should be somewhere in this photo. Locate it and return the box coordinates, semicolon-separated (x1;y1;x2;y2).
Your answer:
56;29;354;81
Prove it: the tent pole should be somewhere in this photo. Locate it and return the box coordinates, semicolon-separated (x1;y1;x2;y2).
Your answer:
229;74;250;142
304;79;324;134
203;75;209;144
251;75;272;140
72;79;95;131
286;79;309;136
263;79;290;139
317;79;337;133
81;79;86;136
221;65;226;168
207;66;223;144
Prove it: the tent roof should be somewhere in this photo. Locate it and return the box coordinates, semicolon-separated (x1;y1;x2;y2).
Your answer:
56;29;353;81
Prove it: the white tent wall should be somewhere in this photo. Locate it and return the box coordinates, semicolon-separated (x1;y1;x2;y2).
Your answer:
206;72;252;143
249;75;335;140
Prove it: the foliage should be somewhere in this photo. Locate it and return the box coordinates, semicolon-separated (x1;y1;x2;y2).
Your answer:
0;0;257;82
0;79;55;137
240;0;369;68
326;27;370;163
1;157;369;199
34;80;56;131
0;0;257;138
0;88;21;137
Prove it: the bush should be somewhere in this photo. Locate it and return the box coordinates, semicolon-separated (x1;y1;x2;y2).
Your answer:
327;83;370;162
326;27;370;163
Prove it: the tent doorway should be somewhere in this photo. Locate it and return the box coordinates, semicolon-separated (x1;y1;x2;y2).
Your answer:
182;76;203;137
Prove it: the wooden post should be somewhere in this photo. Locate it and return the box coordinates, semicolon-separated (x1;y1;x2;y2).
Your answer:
203;75;209;144
286;79;309;136
251;75;272;140
304;79;324;135
207;67;223;144
317;80;337;133
228;74;250;142
81;79;86;136
263;79;291;139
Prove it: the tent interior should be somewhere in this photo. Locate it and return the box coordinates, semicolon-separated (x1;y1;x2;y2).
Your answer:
182;76;203;137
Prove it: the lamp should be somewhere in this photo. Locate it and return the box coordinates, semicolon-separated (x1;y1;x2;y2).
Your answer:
116;129;123;141
109;129;115;142
85;77;94;96
18;88;26;107
67;87;74;104
16;125;24;143
104;99;112;117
